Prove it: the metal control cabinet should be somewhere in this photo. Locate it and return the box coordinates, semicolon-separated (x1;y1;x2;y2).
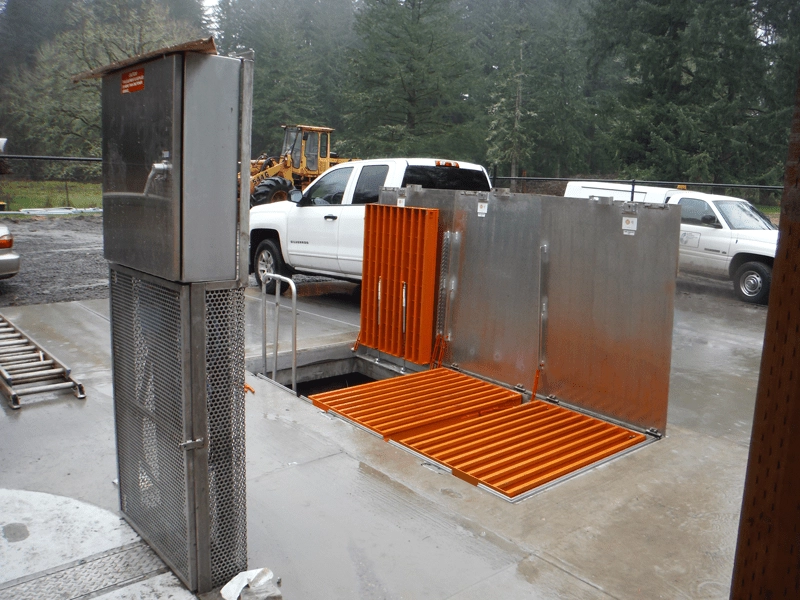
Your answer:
102;52;240;282
100;47;250;593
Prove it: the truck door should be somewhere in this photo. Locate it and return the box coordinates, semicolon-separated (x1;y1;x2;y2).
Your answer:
675;196;732;277
338;164;390;275
287;166;354;272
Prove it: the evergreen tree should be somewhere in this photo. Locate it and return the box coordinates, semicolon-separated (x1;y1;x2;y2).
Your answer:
586;0;779;184
0;0;200;177
342;0;475;158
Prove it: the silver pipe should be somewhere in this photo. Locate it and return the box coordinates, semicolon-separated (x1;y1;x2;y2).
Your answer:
262;280;268;377
273;283;280;381
237;51;254;287
538;244;548;370
261;274;298;394
402;282;407;335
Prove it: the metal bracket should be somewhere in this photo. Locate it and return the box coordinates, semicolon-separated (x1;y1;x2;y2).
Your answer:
646;427;663;439
546;394;560;404
179;437;205;451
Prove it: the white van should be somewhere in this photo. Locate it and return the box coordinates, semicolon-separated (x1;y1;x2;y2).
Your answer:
564;181;779;304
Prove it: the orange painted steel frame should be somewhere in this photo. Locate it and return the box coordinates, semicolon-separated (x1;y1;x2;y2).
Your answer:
360;204;439;364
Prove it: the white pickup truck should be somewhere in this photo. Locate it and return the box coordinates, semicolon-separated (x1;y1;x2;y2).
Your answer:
564;181;779;304
249;158;492;292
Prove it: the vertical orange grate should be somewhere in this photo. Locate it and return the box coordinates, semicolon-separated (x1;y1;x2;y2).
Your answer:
360;204;439;364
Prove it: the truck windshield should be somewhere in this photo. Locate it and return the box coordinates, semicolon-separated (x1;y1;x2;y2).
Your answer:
282;128;302;167
715;201;776;230
402;166;490;191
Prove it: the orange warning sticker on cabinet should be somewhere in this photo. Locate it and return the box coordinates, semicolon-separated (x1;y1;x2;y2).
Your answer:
121;69;145;94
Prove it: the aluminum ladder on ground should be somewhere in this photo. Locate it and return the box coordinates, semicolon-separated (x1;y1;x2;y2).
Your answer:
0;313;85;409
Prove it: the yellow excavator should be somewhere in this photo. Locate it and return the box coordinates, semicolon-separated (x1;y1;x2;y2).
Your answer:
248;125;352;207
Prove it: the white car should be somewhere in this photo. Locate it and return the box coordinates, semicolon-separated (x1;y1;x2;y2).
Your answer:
0;224;20;280
564;181;778;304
249;158;492;292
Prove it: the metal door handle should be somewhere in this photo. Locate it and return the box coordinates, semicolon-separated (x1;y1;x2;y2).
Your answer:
324;214;338;221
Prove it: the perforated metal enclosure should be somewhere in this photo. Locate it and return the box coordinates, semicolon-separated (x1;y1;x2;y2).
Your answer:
110;265;246;592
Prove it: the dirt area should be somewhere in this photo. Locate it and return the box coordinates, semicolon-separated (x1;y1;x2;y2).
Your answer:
0;215;107;307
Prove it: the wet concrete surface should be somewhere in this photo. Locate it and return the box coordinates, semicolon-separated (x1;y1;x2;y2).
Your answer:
0;275;767;598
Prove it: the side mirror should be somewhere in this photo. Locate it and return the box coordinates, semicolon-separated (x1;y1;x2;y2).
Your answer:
701;214;722;228
289;189;303;204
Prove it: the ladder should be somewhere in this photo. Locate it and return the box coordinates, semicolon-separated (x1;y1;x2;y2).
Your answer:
0;314;86;409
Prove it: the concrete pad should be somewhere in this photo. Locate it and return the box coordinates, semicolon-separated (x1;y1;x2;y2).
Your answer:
0;489;193;599
0;489;136;582
0;300;119;512
0;283;769;599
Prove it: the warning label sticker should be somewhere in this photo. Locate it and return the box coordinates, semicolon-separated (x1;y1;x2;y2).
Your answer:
622;216;637;236
121;69;144;94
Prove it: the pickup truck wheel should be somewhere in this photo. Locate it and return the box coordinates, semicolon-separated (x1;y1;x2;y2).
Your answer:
255;239;289;294
733;261;771;304
251;177;294;208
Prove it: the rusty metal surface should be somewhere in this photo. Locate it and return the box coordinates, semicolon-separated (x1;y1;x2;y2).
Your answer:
309;368;522;439
730;68;800;599
397;400;646;499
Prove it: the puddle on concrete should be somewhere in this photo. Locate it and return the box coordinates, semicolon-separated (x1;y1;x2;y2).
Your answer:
2;522;30;542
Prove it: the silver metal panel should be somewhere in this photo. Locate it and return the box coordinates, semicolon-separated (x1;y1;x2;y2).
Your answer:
110;266;247;592
393;188;678;434
103;55;183;281
398;188;542;389
182;54;240;282
109;265;195;587
200;282;247;588
537;197;679;433
0;542;166;599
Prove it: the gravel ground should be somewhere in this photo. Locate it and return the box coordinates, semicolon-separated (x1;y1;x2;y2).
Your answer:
0;215;108;307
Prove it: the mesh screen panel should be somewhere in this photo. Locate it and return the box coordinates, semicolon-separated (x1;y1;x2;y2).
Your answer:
110;268;191;582
204;287;247;587
111;268;247;591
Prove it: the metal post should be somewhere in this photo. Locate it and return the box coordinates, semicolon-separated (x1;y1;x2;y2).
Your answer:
260;274;298;394
237;51;254;287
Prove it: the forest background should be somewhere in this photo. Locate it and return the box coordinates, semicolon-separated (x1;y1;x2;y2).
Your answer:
0;0;798;197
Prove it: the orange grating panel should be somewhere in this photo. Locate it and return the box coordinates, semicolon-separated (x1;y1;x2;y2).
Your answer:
360;204;439;364
310;368;522;440
310;369;647;500
396;401;646;499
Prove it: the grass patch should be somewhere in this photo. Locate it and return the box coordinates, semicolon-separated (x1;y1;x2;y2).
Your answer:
0;180;101;210
753;204;781;215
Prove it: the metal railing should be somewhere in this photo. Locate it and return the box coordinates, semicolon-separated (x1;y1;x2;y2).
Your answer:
261;274;298;394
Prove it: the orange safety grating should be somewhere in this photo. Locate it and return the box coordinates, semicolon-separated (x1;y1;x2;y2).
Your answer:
310;368;522;440
396;400;647;499
310;368;647;500
360;205;440;364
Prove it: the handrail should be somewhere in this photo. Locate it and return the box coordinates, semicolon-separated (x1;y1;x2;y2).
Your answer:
261;275;298;395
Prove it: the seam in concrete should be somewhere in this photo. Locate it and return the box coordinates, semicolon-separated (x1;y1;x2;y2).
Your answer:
76;301;110;322
249;449;345;483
